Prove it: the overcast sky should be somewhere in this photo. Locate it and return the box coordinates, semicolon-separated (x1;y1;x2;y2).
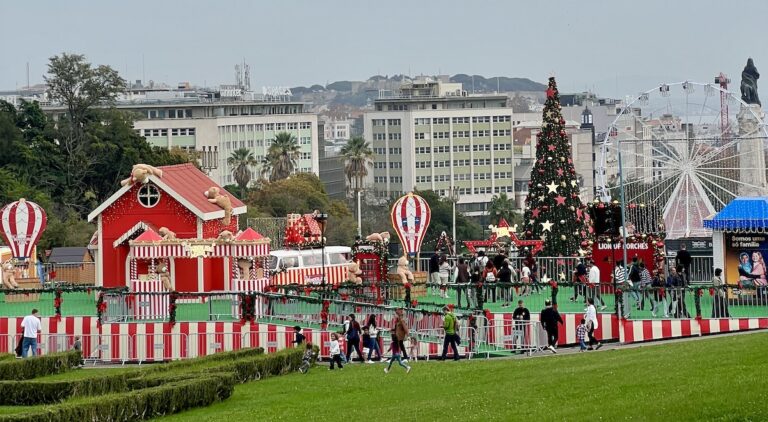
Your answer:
3;0;767;99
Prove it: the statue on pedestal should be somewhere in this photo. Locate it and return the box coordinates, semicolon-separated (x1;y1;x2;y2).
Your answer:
740;58;760;106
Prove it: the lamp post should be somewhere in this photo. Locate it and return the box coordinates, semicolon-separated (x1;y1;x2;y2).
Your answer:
313;212;329;286
617;141;629;319
448;186;461;256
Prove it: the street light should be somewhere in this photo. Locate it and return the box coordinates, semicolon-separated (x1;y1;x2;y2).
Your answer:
448;186;461;256
313;211;329;286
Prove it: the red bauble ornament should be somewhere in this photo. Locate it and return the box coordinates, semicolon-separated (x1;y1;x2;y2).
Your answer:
538;169;545;174
546;88;555;98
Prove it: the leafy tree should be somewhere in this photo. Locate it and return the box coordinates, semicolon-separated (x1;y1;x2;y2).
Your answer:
261;132;300;182
488;193;521;226
227;148;258;197
248;173;330;217
340;136;374;192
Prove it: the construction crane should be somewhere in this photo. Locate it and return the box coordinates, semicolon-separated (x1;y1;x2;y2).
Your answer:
714;72;730;143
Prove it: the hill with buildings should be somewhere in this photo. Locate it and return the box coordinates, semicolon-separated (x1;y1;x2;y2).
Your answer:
291;74;546;107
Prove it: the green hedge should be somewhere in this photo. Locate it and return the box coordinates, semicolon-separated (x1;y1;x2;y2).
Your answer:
150;346;265;373
0;372;129;405
0;352;81;381
0;373;236;422
215;347;304;382
0;354;15;362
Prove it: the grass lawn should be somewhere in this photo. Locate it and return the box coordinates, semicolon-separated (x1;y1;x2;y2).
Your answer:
159;332;768;421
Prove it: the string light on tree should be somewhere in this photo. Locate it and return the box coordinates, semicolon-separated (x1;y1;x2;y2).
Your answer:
523;76;589;257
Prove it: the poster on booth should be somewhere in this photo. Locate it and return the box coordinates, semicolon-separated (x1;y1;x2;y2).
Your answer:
591;239;656;283
724;233;768;290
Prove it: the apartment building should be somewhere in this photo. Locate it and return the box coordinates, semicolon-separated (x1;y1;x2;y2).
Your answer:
363;78;515;223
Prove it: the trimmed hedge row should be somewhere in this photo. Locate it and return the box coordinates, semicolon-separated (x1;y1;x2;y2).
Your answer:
0;354;15;362
154;346;265;372
0;372;236;422
0;372;129;405
0;352;81;381
0;347;305;417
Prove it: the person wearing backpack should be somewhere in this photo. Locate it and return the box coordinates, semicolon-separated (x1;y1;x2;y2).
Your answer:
440;306;460;361
481;260;497;303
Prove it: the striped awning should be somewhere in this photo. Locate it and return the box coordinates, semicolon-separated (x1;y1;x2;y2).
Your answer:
129;240;270;259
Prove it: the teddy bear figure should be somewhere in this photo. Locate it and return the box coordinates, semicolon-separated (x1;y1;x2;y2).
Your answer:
237;258;253;280
156;264;173;291
1;260;18;289
204;187;233;226
396;255;414;284
120;164;163;186
158;227;176;240
217;230;234;242
347;260;363;284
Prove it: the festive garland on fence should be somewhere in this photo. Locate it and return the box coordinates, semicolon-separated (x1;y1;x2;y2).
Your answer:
352;239;390;281
0;286;128;294
168;292;179;326
240;293;256;323
53;289;63;320
96;292;107;326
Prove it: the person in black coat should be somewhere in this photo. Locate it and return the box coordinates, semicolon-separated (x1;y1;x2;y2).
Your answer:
540;300;563;353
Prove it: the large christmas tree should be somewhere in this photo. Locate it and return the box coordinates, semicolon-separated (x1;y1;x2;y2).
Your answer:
523;77;589;257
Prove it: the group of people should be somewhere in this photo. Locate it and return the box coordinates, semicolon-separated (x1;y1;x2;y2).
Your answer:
429;250;551;309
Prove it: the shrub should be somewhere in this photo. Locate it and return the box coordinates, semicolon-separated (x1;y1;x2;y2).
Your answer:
0;352;81;381
216;347;304;382
0;372;129;405
0;373;236;422
150;346;265;373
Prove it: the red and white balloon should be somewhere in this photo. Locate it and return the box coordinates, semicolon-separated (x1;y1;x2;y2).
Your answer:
0;198;47;259
390;193;431;257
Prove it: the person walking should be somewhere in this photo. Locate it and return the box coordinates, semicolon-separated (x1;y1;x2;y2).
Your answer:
393;308;410;362
628;257;642;310
612;260;630;318
20;309;42;358
577;319;588;352
587;260;606;310
455;257;470;308
675;243;693;284
512;300;530;353
497;260;513;308
584;298;603;350
429;253;441;297
481;260;498;303
328;333;343;370
638;262;655;312
384;333;411;374
571;260;587;303
440;305;460;361
344;314;363;362
364;314;382;362
652;270;667;317
438;255;452;299
539;300;563;353
711;268;730;318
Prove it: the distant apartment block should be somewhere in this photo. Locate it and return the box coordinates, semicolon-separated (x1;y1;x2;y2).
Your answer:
363;78;515;224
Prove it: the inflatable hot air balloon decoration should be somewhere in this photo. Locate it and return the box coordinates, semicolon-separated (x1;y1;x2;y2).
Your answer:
390;192;431;260
0;198;48;259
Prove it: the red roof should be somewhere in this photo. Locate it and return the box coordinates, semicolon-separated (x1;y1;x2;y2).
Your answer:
158;163;245;213
235;227;264;241
133;228;162;242
88;163;246;222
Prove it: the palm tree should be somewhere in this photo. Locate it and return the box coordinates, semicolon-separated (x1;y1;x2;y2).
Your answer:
227;148;258;197
261;132;301;182
488;192;519;226
340;136;374;238
340;136;374;192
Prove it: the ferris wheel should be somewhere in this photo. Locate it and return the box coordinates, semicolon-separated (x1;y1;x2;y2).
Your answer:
596;81;768;239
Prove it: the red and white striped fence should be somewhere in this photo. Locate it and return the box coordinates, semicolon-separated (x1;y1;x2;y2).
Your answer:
131;279;168;320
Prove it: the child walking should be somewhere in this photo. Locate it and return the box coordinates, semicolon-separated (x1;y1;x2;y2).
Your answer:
385;333;411;374
577;318;588;352
299;343;315;373
329;333;344;370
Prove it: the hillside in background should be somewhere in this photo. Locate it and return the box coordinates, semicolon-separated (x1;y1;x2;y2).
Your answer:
291;74;546;107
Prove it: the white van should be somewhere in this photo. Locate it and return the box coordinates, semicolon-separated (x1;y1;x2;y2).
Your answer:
268;246;352;285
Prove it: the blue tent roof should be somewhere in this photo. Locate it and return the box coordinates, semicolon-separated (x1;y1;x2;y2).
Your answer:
703;197;768;231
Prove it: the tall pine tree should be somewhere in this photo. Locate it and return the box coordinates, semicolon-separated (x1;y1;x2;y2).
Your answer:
523;77;588;257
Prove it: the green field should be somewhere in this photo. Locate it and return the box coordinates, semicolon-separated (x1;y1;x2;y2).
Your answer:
158;332;768;421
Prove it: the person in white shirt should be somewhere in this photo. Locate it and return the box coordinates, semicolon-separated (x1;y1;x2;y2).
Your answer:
328;332;343;370
21;309;42;358
521;265;531;296
587;260;606;310
584;298;603;350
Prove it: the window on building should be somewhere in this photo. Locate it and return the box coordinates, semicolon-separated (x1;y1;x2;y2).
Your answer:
387;119;401;126
415;118;430;125
137;184;161;208
372;119;386;126
300;122;312;129
288;122;298;130
388;133;401;140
